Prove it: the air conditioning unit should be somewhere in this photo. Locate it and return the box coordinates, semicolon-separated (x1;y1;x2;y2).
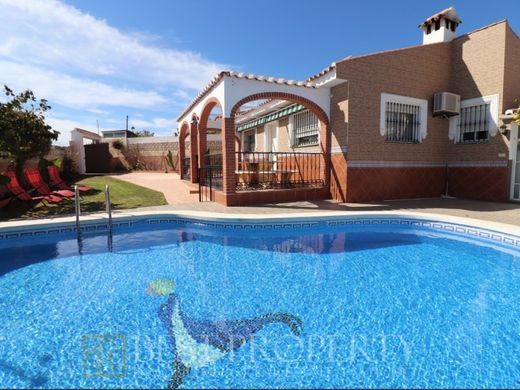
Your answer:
432;92;460;117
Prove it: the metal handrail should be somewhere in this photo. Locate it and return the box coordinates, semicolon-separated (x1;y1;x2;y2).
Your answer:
105;184;113;251
105;184;112;230
74;185;80;232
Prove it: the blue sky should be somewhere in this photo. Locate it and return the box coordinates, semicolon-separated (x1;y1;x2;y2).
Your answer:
1;0;519;144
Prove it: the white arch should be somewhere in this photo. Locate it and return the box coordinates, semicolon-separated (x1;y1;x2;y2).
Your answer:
177;74;333;126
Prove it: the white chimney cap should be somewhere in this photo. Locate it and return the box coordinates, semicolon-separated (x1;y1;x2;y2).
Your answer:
419;6;461;29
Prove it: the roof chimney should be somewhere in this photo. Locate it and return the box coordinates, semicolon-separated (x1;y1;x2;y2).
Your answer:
419;6;461;44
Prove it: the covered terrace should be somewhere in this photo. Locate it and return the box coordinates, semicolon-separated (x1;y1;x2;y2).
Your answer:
176;67;343;206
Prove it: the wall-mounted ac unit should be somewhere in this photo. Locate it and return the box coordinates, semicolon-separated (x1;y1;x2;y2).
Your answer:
432;92;460;117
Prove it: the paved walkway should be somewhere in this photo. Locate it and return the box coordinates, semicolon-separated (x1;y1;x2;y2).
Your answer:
110;172;520;228
109;172;198;205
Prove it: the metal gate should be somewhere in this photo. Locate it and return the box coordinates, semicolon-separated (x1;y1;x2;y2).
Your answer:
199;153;223;202
84;143;111;173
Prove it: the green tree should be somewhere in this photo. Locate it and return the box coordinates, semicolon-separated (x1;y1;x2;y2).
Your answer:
0;85;59;173
134;129;154;137
514;109;520;126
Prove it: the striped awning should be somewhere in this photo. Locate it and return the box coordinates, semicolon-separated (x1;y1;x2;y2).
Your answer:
237;104;306;132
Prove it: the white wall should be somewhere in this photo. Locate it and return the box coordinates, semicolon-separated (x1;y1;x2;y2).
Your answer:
177;75;331;126
423;23;456;44
127;136;178;145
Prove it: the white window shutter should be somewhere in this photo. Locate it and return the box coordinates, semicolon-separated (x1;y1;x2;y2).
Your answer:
288;115;294;147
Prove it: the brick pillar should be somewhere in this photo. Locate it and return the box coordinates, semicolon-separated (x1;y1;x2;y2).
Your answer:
190;120;198;183
197;124;207;183
330;151;348;202
222;117;236;198
179;136;185;179
319;120;331;194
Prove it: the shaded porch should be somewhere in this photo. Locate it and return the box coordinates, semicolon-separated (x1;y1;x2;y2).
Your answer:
176;70;343;206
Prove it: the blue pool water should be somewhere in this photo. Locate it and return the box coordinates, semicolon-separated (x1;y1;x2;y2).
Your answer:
0;219;519;389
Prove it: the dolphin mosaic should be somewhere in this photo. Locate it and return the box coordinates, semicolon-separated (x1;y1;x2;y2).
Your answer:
147;279;303;389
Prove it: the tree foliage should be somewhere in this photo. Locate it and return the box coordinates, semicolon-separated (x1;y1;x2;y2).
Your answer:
133;129;154;137
0;85;59;169
514;109;520;126
165;150;175;171
111;139;125;150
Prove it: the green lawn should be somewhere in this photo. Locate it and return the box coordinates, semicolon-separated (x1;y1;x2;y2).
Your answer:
1;176;167;220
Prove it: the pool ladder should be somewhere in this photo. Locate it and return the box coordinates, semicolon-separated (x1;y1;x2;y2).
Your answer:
74;185;80;232
74;184;113;250
105;184;113;251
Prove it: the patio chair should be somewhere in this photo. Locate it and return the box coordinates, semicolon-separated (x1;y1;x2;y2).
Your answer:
24;168;75;198
47;165;91;192
3;171;62;203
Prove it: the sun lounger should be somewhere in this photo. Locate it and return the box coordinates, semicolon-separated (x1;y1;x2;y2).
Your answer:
25;168;75;198
3;171;62;203
47;165;91;192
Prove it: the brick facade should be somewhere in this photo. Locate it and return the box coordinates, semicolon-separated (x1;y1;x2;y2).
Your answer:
447;164;510;201
347;166;447;202
328;21;519;203
214;187;329;207
178;18;519;206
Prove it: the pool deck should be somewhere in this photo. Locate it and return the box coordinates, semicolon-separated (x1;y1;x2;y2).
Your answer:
128;198;520;228
0;170;519;233
107;172;520;228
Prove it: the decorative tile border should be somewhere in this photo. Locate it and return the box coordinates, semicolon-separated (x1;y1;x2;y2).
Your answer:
447;160;508;168
348;160;446;168
326;217;520;248
0;216;519;250
347;160;509;168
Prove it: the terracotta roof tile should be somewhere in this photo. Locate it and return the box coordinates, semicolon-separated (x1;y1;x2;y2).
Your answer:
177;71;317;122
307;62;336;82
419;6;461;28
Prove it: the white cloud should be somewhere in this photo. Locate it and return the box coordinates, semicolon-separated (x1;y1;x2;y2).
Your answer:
0;0;229;144
0;60;168;109
130;117;177;130
0;0;226;91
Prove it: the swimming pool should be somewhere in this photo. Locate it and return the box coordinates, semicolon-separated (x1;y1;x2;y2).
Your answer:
0;214;519;389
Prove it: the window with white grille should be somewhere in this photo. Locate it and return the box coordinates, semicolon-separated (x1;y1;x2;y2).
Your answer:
384;102;421;143
380;93;428;143
456;103;490;143
293;110;319;147
449;94;499;144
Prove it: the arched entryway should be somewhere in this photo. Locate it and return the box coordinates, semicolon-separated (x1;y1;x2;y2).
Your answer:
178;121;190;180
218;92;331;202
176;71;333;205
196;98;242;198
